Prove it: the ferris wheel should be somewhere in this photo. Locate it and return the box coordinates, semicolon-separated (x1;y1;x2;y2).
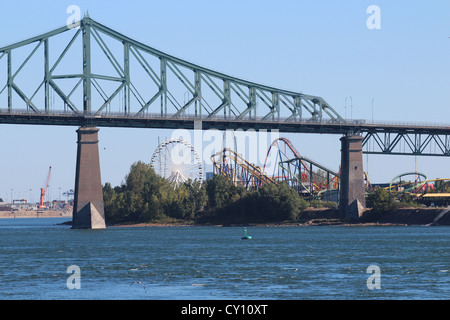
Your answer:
150;138;203;187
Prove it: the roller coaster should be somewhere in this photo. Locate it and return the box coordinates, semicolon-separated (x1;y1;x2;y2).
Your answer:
211;136;450;204
417;178;450;206
211;137;344;200
211;148;277;189
384;173;450;205
263;138;342;199
385;172;428;196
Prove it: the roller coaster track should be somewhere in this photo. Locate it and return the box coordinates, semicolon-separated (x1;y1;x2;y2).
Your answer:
408;178;449;198
264;138;306;173
212;137;373;199
264;137;341;194
427;179;450;193
385;172;428;196
278;157;340;195
381;174;450;207
211;148;276;189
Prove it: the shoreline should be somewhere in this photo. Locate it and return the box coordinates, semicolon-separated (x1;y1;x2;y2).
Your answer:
3;207;449;227
109;207;450;228
109;221;410;228
0;210;72;219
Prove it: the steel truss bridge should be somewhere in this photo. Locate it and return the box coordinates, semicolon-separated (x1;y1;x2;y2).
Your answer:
1;15;450;157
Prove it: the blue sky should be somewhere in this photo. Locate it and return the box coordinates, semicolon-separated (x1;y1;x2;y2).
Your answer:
0;0;449;203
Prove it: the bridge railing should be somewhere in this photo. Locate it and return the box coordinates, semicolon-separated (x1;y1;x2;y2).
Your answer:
3;107;450;128
0;107;367;124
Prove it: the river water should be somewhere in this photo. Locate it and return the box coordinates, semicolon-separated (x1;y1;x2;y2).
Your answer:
0;218;448;300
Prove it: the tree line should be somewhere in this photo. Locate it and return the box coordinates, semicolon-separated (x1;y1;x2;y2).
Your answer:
102;160;431;225
102;161;311;225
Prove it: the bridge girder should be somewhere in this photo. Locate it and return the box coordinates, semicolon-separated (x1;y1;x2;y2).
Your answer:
362;131;450;157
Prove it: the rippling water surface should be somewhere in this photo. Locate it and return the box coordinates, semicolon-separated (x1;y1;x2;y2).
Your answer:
0;218;448;300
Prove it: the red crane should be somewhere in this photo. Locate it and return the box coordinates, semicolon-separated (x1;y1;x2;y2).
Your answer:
39;166;52;209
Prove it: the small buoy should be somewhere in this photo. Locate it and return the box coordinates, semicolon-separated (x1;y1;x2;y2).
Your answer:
241;228;252;240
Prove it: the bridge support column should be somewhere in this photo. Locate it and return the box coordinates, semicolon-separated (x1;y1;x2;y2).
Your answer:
72;127;106;229
339;135;366;219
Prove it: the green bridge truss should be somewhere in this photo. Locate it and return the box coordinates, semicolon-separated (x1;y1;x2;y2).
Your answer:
0;15;343;122
1;15;449;157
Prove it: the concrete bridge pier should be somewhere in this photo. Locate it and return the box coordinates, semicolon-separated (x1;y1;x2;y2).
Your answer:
339;134;366;219
72;127;106;229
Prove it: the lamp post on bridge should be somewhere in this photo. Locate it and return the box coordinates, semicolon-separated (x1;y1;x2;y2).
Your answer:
350;96;353;120
345;97;347;119
371;98;374;123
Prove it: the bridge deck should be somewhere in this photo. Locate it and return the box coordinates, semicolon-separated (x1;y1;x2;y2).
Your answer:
1;110;449;135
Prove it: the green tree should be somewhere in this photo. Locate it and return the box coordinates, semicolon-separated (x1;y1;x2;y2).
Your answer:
180;180;207;219
104;160;209;224
103;182;127;224
103;161;168;223
124;161;156;221
104;164;311;225
365;187;397;220
258;182;307;221
205;174;245;209
208;181;308;224
140;167;174;221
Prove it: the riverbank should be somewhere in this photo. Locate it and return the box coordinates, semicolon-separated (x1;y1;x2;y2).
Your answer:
361;207;450;226
109;220;403;228
109;207;450;227
0;210;72;219
5;207;448;226
298;207;450;226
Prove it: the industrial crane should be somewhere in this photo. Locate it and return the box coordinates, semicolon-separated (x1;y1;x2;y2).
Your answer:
39;166;52;209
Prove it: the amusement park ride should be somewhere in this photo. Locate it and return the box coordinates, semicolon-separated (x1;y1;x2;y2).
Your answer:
150;138;203;188
211;137;346;201
384;174;450;205
150;136;450;205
